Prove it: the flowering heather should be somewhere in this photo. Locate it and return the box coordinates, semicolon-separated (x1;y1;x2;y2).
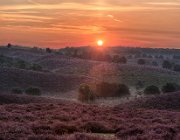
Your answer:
0;93;179;140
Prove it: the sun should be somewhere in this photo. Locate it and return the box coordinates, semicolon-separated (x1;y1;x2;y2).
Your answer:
97;40;104;46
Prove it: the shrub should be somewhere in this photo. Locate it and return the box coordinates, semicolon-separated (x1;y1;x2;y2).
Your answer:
78;84;95;102
96;82;118;97
144;85;160;95
162;83;177;93
46;48;52;53
162;60;172;69
115;84;130;97
25;87;41;96
30;64;42;71
15;59;26;69
118;56;127;64
136;80;144;89
137;59;146;65
174;64;180;72
152;61;158;66
81;121;114;133
53;123;77;135
112;56;127;64
11;88;23;94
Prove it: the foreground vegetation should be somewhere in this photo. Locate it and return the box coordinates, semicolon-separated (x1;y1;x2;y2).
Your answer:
0;92;179;140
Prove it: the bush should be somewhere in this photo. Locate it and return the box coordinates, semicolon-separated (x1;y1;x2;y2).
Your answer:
11;88;23;94
115;84;130;97
162;83;177;93
15;59;26;69
78;84;95;102
174;64;180;72
144;85;160;95
152;61;158;66
25;87;41;96
30;64;42;71
112;56;127;64
96;82;130;97
46;48;52;53
137;59;146;65
162;60;172;69
96;82;118;97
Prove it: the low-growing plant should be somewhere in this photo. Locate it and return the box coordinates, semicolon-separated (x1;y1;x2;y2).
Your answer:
144;85;160;95
78;84;95;102
162;83;177;93
25;87;41;96
11;87;23;94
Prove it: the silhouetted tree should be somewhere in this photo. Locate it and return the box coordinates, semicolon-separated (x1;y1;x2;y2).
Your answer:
46;48;52;53
7;43;12;48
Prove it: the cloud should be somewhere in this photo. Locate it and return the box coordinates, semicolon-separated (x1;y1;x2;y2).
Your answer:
107;14;122;22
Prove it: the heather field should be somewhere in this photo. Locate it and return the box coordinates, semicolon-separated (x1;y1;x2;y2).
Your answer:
0;92;179;140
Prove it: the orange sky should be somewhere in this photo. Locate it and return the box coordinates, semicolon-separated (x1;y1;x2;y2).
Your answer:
0;0;180;48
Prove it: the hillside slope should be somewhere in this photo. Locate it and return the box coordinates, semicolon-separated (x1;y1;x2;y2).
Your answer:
0;68;87;94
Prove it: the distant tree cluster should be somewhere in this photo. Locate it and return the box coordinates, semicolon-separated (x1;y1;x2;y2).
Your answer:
11;87;41;96
0;55;43;71
143;83;180;95
64;49;128;64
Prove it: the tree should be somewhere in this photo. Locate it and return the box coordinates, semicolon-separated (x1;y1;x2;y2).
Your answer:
96;82;117;97
78;84;95;102
119;57;127;64
162;60;172;69
112;55;120;63
144;85;160;95
11;88;23;94
46;48;52;53
115;84;130;97
7;43;12;48
137;59;146;65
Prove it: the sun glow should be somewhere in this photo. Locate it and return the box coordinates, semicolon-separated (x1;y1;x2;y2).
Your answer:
97;40;104;46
